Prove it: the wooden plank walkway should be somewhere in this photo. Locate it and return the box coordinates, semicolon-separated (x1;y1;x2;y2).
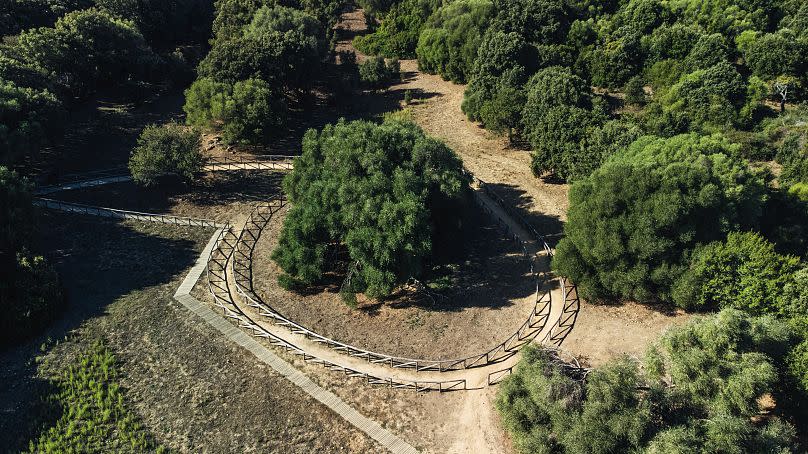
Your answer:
173;229;418;454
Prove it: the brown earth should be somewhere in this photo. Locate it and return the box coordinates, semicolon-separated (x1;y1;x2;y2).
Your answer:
250;200;540;361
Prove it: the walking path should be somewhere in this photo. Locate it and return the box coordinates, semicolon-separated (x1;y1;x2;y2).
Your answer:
174;229;419;454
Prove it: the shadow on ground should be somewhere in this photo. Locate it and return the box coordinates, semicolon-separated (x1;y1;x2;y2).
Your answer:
0;211;208;451
485;183;564;248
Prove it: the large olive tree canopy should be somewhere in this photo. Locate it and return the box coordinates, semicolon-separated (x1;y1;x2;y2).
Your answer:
272;118;469;298
553;133;767;303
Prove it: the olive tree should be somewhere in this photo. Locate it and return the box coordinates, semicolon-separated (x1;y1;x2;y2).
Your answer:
272;118;469;299
129;123;203;186
553;134;767;303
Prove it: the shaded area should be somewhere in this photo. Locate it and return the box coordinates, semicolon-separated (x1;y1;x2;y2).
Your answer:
0;212;210;452
485;183;564;248
42;170;286;222
30;89;186;183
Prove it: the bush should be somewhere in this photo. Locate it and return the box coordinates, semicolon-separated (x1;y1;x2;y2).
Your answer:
656;61;747;132
128;124;203;186
0;79;64;166
497;310;796;454
553;134;767;303
673;232;803;314
353;0;440;58
221;78;287;144
14;8;155;98
359;56;397;87
199;5;325;89
743;30;806;81
415;0;493;83
272;118;469;299
623;75;646;106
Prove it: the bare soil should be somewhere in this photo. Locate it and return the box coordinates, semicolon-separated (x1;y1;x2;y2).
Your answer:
251;200;539;360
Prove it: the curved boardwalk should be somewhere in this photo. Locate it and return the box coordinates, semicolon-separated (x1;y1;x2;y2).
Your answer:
174;228;419;454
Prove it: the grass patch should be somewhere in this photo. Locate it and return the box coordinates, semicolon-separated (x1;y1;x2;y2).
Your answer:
26;341;168;453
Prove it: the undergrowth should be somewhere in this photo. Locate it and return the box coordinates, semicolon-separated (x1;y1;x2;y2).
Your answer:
26;341;168;453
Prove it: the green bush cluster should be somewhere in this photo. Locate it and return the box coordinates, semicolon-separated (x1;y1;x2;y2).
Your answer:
358;56;400;88
128;123;203;186
272;118;469;299
353;0;440;58
498;310;797;454
415;0;493;83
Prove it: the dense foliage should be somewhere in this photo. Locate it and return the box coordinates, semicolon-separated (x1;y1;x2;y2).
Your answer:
353;0;439;58
128;124;203;186
415;0;493;83
498;310;798;454
186;2;333;145
358;56;399;88
673;232;803;314
553;134;767;304
26;342;167;452
272;118;468;299
0;167;62;346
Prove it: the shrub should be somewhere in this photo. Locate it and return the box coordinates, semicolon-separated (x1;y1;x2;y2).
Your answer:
656;61;747;132
673;232;803;314
14;8;155;98
497;310;796;454
415;0;493;83
743;30;806;81
221;78;287;144
183;77;287;144
129;124;203;186
359;56;400;88
623;76;646;106
353;0;440;58
0;79;64;166
553;134;767;303
272;118;469;299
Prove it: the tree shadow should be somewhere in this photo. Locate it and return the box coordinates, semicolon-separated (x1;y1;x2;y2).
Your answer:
0;211;207;450
45;171;286;215
484;182;565;248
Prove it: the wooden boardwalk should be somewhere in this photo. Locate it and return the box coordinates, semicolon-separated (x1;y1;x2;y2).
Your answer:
174;229;418;454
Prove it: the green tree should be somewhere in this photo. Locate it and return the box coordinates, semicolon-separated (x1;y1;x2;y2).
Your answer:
743;30;806;81
0;79;64;165
358;56;393;87
655;61;747;133
497;310;797;454
479;85;525;143
14;8;155;98
415;0;493;83
673;232;803;314
461;30;528;121
128;123;203;186
199;5;325;90
272;118;469;299
353;0;440;58
623;76;646;106
553;134;767;303
684;33;729;71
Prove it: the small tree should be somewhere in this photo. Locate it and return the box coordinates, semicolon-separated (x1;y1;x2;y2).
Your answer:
272;118;469;299
623;76;646;106
129;124;203;186
479;85;525;143
359;56;392;88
